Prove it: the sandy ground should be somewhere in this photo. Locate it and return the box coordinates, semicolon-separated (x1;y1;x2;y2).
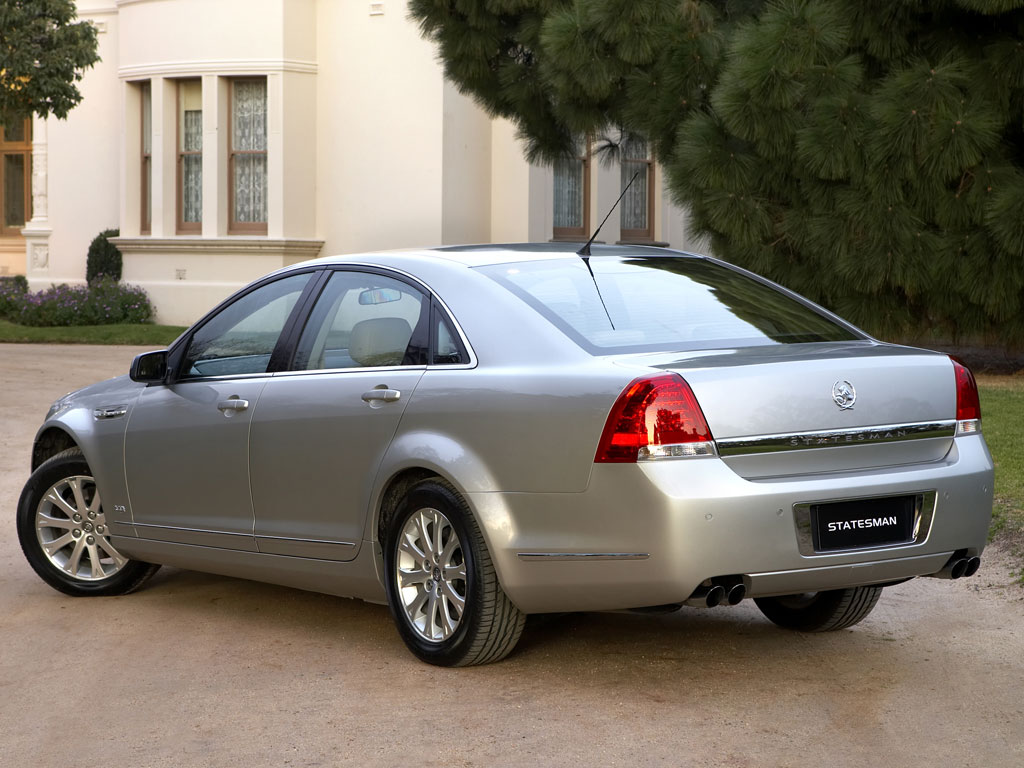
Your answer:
1;343;1022;767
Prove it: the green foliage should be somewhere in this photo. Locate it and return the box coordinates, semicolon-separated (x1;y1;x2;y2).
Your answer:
0;0;100;124
410;0;1024;344
86;228;122;284
0;279;153;326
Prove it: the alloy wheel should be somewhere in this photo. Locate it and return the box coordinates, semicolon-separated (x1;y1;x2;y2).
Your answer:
394;507;467;642
34;474;128;581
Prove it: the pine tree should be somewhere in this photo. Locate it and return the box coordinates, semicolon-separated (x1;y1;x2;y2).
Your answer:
410;0;1024;345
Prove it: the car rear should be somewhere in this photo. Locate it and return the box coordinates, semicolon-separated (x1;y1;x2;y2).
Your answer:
469;248;993;614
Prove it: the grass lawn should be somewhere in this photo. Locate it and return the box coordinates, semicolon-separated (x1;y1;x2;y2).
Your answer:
977;375;1024;576
0;319;186;346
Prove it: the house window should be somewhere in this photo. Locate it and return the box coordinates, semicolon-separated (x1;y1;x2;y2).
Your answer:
140;81;152;234
620;136;654;242
1;118;32;237
177;79;202;233
229;78;267;233
552;136;590;241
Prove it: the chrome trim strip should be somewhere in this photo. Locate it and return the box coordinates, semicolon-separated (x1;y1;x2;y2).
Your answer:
516;552;650;562
132;522;252;539
793;490;937;557
255;534;356;547
717;421;956;457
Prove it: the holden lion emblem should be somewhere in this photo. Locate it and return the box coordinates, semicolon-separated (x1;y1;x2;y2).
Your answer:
832;380;856;410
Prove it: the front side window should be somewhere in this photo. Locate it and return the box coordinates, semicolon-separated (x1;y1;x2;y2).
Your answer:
182;272;311;377
1;118;32;237
230;78;267;233
479;256;861;355
177;79;202;232
552;136;589;241
293;271;429;370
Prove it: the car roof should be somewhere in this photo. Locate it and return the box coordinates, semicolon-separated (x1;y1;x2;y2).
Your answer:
300;243;703;270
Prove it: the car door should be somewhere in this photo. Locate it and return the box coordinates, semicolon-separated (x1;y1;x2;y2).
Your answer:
248;269;431;561
123;271;316;551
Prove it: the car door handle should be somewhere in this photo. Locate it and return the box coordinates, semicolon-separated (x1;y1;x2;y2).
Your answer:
361;389;401;403
217;398;250;412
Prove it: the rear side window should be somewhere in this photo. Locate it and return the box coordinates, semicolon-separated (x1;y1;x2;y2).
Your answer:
477;256;860;354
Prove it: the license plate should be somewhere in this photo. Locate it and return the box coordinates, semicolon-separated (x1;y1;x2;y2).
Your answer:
811;495;917;553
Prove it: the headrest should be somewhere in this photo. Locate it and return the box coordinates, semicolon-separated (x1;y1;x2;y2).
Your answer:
348;317;413;367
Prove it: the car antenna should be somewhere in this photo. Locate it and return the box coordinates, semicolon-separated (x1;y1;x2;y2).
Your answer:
577;170;639;258
576;170;640;331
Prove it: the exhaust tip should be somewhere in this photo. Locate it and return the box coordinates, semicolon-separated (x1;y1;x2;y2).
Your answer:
726;583;746;605
705;585;726;608
950;558;969;579
964;556;981;578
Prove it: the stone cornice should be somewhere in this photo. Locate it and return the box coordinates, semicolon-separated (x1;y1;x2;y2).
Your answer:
110;237;325;257
119;59;318;79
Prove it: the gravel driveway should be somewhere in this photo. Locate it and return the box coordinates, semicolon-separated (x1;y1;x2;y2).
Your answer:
1;343;1022;767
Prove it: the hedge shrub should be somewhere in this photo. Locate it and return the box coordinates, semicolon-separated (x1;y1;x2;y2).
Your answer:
86;228;122;284
0;279;154;326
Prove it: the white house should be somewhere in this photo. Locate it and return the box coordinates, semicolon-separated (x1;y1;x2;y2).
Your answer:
3;0;702;325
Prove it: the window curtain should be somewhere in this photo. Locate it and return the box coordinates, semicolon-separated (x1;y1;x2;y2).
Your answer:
182;110;202;223
621;136;649;233
553;136;585;229
233;80;267;224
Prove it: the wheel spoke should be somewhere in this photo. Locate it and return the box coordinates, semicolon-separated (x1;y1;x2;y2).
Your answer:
65;536;87;575
96;536;127;569
43;489;77;519
433;514;445;560
69;478;88;518
399;567;430;588
426;591;439;638
88;487;102;516
398;532;425;560
87;544;106;579
407;588;429;618
37;511;76;530
440;580;466;613
439;528;460;566
415;512;433;556
43;531;75;556
446;563;467;581
439;597;458;638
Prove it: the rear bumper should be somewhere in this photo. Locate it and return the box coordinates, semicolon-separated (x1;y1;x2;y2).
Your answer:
469;435;993;613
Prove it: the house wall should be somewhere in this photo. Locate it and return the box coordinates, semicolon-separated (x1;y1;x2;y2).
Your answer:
25;0;701;326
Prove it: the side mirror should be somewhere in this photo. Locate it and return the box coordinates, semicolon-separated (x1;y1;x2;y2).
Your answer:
130;350;168;383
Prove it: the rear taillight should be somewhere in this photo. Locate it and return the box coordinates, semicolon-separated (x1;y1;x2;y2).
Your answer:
951;357;981;434
595;374;715;463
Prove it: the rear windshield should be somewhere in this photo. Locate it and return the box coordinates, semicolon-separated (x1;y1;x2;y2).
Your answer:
477;256;861;355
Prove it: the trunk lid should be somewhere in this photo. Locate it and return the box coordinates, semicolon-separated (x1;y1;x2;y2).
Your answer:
615;341;957;479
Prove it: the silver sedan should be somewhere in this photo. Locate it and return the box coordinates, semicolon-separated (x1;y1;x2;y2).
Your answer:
16;244;994;666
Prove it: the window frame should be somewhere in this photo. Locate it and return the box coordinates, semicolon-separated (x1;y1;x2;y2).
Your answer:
0;117;32;237
228;77;268;235
176;78;203;234
551;137;591;242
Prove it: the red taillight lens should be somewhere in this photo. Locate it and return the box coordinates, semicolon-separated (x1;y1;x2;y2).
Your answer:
951;357;981;424
595;373;715;463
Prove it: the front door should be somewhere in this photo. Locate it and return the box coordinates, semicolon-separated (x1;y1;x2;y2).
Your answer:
124;272;314;550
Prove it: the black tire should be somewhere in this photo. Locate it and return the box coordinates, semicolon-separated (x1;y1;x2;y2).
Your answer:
754;586;883;632
17;448;160;597
383;478;525;666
